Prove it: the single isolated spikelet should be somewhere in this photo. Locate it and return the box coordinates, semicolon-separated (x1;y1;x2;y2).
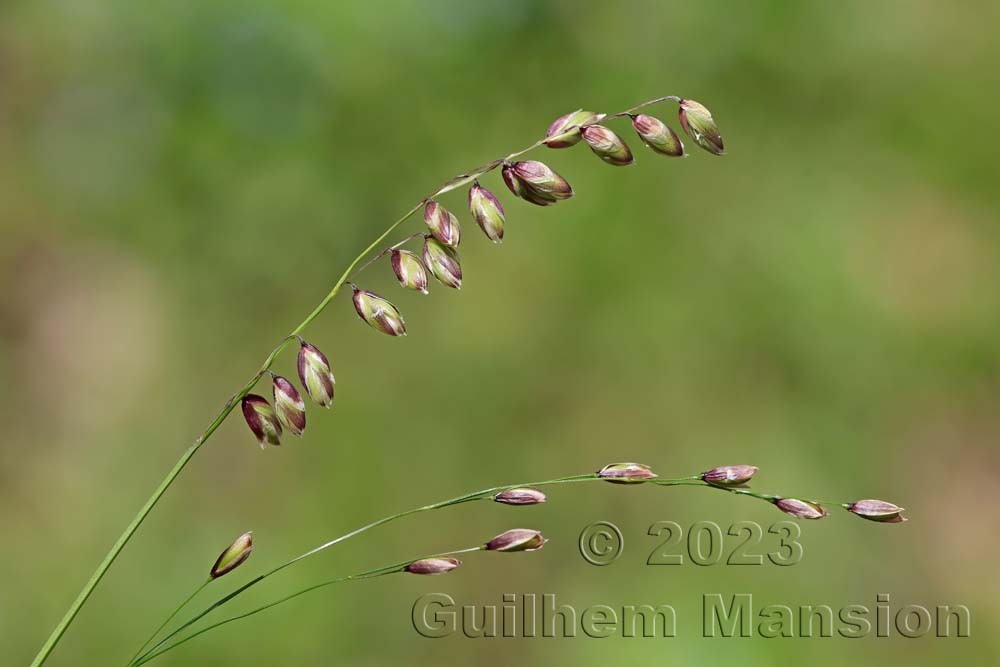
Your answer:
485;528;547;552
544;109;605;148
404;557;462;575
678;99;725;155
422;236;463;289
631;114;684;156
241;394;282;447
352;287;407;336
847;499;907;523
424;200;461;248
701;465;758;487
597;462;657;484
210;531;253;579
296;340;335;408
391;249;429;294
493;487;547;506
501;160;574;207
581;124;634;166
271;375;306;436
468;182;506;243
773;498;828;520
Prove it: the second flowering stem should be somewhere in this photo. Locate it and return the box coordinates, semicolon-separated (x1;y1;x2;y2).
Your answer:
129;473;598;665
37;94;724;667
132;545;487;666
131;462;895;666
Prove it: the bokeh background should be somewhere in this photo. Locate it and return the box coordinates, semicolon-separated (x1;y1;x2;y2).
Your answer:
2;0;998;664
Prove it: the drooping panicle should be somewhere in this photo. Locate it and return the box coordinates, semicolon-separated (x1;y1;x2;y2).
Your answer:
678;99;725;155
404;557;462;575
773;498;828;520
352;287;407;336
544;109;605;148
493;487;547;506
701;465;758;487
271;375;306;436
296;340;335;408
501;161;574;207
597;462;657;484
210;531;253;579
631;114;685;156
485;528;547;552
581;124;634;166
422;236;463;289
391;249;429;294
468;183;506;243
847;499;907;523
423;200;461;248
241;394;282;447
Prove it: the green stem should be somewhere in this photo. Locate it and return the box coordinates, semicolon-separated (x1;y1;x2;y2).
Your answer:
136;471;721;665
31;94;686;667
131;473;603;664
137;472;860;665
126;579;210;665
133;547;485;666
655;479;851;507
28;438;215;667
28;203;419;667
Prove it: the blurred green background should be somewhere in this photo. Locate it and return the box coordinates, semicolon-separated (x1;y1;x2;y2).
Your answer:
2;0;998;664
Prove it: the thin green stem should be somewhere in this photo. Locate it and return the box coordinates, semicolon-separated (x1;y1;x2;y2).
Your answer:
653;479;712;488
135;469;868;665
134;471;722;664
132;473;602;663
126;579;210;665
32;94;686;666
354;231;427;275
133;547;485;666
28;204;416;666
277;473;600;569
599;95;682;122
655;479;854;508
28;437;214;667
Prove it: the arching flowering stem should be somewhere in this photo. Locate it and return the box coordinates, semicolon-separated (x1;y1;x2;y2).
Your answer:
130;463;903;665
132;543;491;665
32;94;721;667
